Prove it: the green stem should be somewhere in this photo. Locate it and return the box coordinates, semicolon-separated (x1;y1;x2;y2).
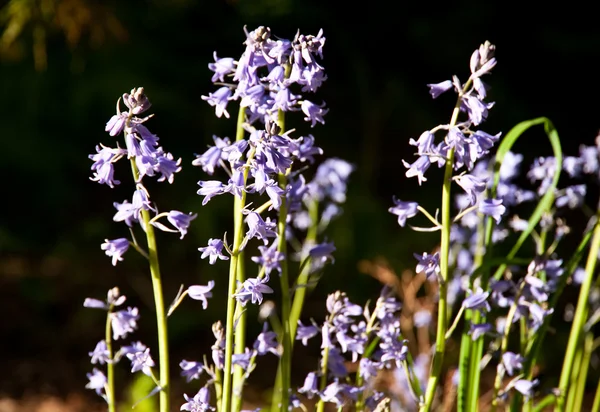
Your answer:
127;141;169;411
231;104;248;412
556;214;600;411
105;308;115;412
315;345;331;412
572;333;594;412
421;97;462;411
592;371;600;412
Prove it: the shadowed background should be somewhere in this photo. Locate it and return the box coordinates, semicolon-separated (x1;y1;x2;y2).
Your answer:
1;0;599;410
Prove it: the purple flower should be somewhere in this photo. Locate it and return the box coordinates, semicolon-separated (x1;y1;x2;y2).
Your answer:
187;281;215;309
198;239;229;264
502;351;524;376
234;277;273;306
298;372;319;399
454;173;488;205
463;288;491;313
89;340;110;365
180;360;204;382
308;158;354;203
232;347;253;370
513;379;537;398
167;210;197;239
254;323;280;356
296;320;319;346
101;238;130;266
426;80;453;99
402;155;431;185
389;198;419;227
468;323;492;340
127;347;155;376
409;131;435;155
301;100;328;127
121;341;147;356
197;180;227;205
105;113;127;136
414;252;440;279
192;136;231;175
111;307;139;340
251;242;284;275
245;212;277;245
181;387;214;411
479;198;506;223
208;52;235;83
202;86;233;119
85;368;107;397
89;145;123;187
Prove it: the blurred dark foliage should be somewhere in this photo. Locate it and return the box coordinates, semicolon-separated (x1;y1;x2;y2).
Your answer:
1;0;600;406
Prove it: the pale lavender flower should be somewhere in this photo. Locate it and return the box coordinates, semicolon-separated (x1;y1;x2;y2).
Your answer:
251;242;284;275
301;100;328;127
89;145;123;187
202;86;233;118
555;185;586;209
197;180;227;205
479;198;506;223
101;238;130;266
502;351;524;376
254;323;280;356
105;113;127;136
232;347;253;370
234;277;273;306
402;156;430;185
426;80;453;99
296;320;319;346
187;281;215;309
89;340;110;365
111;307;139;340
181;387;215;411
414;252;440;279
199;239;229;264
454;173;488;205
166;211;197;239
463;288;491;312
85;368;107;397
389;198;419;227
208;52;235;83
298;372;319;399
413;310;433;328
83;287;126;310
469;323;492;340
308;158;354;203
409;130;435;155
121;341;147;356
180;360;204;382
245;212;277;245
513;379;537;398
127;347;154;376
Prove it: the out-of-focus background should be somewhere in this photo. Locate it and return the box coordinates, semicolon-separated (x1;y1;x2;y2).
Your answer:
1;0;600;410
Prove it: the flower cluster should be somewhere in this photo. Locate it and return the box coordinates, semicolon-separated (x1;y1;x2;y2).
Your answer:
91;88;197;266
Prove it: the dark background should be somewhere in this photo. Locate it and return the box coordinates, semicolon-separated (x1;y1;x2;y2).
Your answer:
1;0;599;409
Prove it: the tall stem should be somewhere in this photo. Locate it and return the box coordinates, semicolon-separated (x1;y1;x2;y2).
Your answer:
133;173;170;412
221;107;253;412
421;100;462;412
105;310;115;412
231;105;248;412
556;214;600;410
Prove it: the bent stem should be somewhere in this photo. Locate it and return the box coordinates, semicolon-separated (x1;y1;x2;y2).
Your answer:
556;213;600;411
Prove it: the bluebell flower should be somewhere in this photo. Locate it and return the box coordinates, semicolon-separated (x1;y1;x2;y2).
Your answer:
479;198;506;223
502;351;524;376
402;156;430;185
234;276;273;306
166;210;197;239
179;360;204;382
389;198;419;227
426;80;453;99
208;52;235;83
301;100;328;127
296;320;319;346
414;252;441;279
198;239;229;265
187;281;215;309
202;86;233;119
254;323;280;356
111;307;140;340
469;323;493;340
463;287;491;313
101;238;130;266
127;347;155;377
252;242;284;275
180;387;215;411
85;368;107;398
298;371;319;399
89;340;110;365
454;173;488;205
